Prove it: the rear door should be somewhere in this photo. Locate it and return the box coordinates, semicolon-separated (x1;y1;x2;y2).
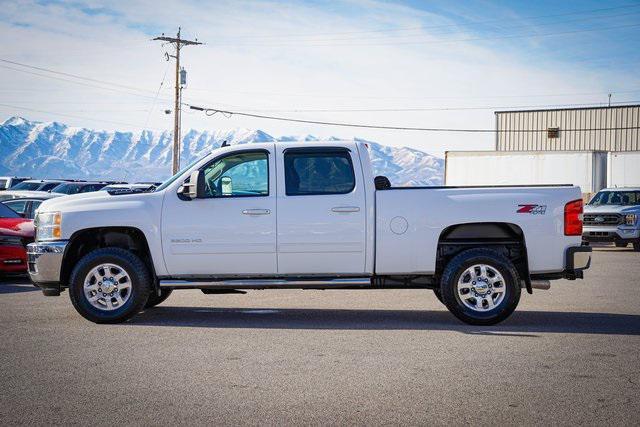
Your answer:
275;146;367;275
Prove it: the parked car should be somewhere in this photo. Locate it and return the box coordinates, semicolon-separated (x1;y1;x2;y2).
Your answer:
1;194;58;219
0;191;63;203
0;176;31;191
50;181;111;195
10;179;68;192
582;187;640;251
0;203;34;275
28;142;591;325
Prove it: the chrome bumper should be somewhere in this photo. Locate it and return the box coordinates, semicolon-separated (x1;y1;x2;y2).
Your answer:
27;241;68;284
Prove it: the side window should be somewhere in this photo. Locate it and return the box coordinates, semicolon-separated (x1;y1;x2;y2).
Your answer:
4;200;29;217
202;151;269;198
284;149;355;196
40;183;58;191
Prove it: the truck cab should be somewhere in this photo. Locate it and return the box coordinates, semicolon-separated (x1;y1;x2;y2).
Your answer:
27;141;591;325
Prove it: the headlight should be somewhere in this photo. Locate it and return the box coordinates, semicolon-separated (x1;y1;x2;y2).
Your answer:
35;211;62;240
625;214;637;225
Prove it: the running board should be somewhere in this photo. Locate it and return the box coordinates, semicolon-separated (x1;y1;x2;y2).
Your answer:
159;278;372;290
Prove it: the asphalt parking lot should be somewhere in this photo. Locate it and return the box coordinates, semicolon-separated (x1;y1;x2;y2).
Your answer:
0;247;639;425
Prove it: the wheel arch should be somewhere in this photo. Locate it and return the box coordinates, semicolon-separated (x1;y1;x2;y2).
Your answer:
436;222;531;293
61;227;157;290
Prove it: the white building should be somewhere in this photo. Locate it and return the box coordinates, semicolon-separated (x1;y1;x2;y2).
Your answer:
445;104;640;195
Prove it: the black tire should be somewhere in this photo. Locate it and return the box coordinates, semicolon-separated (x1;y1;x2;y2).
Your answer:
433;289;444;305
145;289;173;308
634;242;640;252
69;248;152;324
440;248;521;326
615;242;628;248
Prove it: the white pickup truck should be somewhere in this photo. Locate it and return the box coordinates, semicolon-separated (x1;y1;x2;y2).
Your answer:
27;141;591;325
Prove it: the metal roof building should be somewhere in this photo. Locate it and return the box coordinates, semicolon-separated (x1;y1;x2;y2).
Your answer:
495;104;640;152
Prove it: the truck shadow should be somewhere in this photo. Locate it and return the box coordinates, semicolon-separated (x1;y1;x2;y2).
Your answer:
129;307;640;336
0;277;40;294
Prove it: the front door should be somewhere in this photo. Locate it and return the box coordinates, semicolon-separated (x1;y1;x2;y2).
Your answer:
161;146;277;276
275;146;367;275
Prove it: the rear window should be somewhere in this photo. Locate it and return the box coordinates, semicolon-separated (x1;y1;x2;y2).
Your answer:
0;179;7;189
284;149;355;196
12;181;41;191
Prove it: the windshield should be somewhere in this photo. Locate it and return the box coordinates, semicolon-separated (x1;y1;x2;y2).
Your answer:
51;183;84;194
0;202;20;218
589;191;640;206
12;181;42;191
154;156;204;192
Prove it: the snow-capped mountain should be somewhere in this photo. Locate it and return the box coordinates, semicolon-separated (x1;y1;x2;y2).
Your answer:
0;117;443;186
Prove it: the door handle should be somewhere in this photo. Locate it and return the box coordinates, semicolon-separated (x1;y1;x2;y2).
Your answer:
331;206;360;213
242;209;271;215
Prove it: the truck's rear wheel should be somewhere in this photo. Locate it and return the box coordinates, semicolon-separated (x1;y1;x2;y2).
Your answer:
68;248;151;324
440;248;521;326
145;289;172;308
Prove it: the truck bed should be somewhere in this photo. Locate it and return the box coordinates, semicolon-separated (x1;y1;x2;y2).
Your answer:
374;185;583;275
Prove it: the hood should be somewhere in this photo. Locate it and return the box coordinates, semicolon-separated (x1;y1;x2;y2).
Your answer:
36;189;159;214
0;218;34;238
584;204;640;214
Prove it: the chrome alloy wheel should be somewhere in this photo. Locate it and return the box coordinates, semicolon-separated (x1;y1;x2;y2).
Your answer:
83;263;132;311
457;264;506;312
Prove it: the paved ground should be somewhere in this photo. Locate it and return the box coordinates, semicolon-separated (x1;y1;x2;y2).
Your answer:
1;247;639;425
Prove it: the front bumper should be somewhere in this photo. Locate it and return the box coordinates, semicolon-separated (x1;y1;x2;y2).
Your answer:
583;226;640;244
27;241;68;292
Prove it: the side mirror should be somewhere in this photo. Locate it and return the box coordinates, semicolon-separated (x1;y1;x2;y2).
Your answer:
182;170;205;199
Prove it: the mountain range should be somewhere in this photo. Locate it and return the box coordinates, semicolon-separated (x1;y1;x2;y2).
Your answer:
0;116;443;186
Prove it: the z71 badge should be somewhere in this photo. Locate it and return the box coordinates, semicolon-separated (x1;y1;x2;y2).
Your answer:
517;204;547;215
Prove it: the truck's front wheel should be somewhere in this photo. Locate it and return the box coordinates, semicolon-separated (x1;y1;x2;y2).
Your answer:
68;248;151;324
440;248;521;326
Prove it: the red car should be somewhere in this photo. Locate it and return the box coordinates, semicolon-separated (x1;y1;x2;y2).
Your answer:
0;203;34;275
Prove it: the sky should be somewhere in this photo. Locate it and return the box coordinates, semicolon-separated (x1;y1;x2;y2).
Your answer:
0;0;639;156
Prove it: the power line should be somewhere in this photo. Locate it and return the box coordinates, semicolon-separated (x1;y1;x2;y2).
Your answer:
231;100;640;113
0;58;157;94
188;104;640;133
0;63;172;102
221;3;640;40
218;22;640;47
166;87;640;101
143;61;171;129
0;103;165;131
223;9;640;45
3;56;639;105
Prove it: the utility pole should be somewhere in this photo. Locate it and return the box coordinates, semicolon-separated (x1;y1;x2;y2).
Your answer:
153;27;202;174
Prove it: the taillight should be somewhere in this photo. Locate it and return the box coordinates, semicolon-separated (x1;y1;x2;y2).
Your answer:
564;199;583;236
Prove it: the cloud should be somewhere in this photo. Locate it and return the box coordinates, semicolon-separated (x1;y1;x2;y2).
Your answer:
1;0;638;156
